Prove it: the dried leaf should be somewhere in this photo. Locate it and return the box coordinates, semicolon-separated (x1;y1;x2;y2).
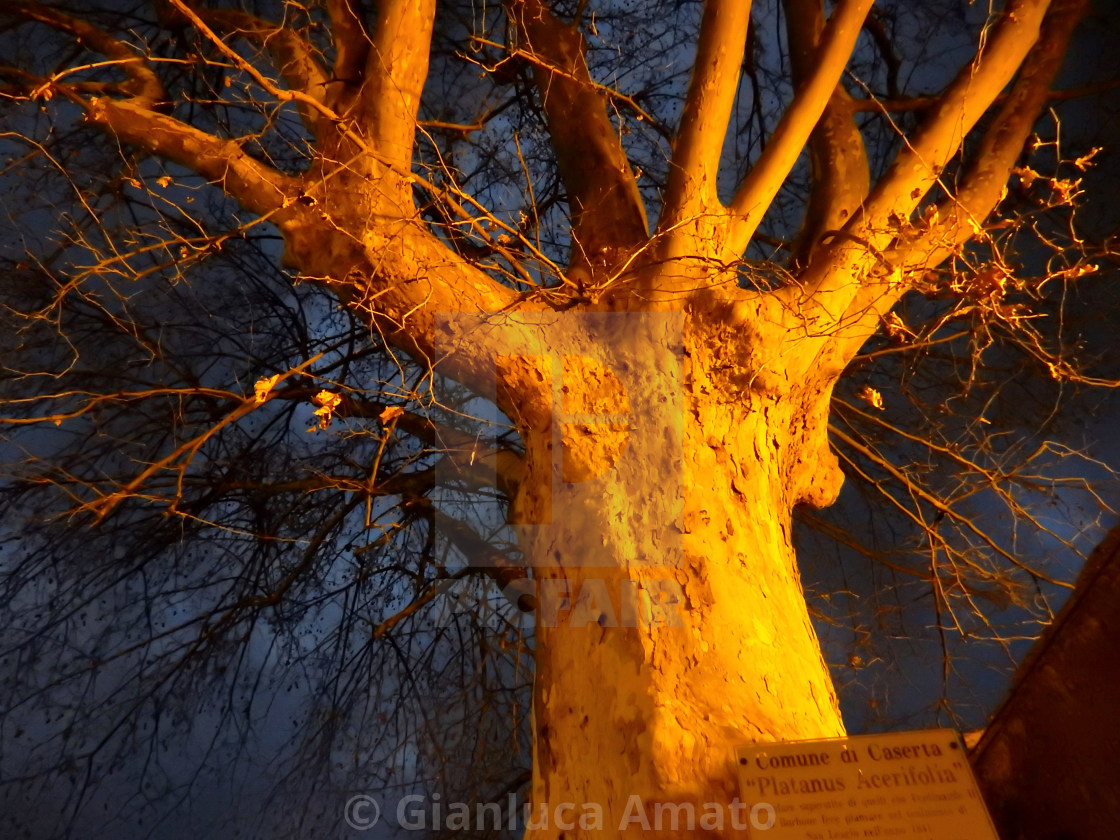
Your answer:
1014;166;1041;188
253;374;280;402
857;385;884;411
883;311;911;341
379;406;405;424
313;390;341;409
308;390;342;431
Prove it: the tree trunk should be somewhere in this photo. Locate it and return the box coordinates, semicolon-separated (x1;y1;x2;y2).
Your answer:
507;309;846;838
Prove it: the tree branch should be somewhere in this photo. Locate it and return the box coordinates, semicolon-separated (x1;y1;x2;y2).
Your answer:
356;0;436;173
508;0;648;266
83;97;298;219
9;0;165;107
785;0;870;269
763;0;1071;383
725;0;874;256
198;8;331;137
164;0;339;132
828;0;1089;370
847;0;1054;252
326;0;371;90
659;0;753;240
914;0;1090;267
7;2;303;223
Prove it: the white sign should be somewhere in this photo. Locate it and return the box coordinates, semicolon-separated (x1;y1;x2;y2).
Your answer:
736;729;998;839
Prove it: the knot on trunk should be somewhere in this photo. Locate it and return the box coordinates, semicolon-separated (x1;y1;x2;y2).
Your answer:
787;382;844;509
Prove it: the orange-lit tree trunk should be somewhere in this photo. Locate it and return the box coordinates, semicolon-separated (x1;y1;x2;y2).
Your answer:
509;304;849;838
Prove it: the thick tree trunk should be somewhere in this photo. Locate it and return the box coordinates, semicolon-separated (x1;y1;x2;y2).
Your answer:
282;215;850;839
513;313;845;839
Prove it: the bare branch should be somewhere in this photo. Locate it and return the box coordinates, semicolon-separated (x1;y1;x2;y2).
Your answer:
785;0;870;268
165;0;341;130
79;355;321;523
373;506;529;640
659;0;753;240
327;0;371;89
726;0;874;256
199;8;331;136
356;0;436;172
915;0;1090;266
84;97;298;219
828;0;1090;368
9;0;166;106
850;0;1055;252
509;0;648;265
830;424;1069;587
761;0;1088;387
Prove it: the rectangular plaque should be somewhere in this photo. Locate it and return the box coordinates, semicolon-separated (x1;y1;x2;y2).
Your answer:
736;729;998;839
